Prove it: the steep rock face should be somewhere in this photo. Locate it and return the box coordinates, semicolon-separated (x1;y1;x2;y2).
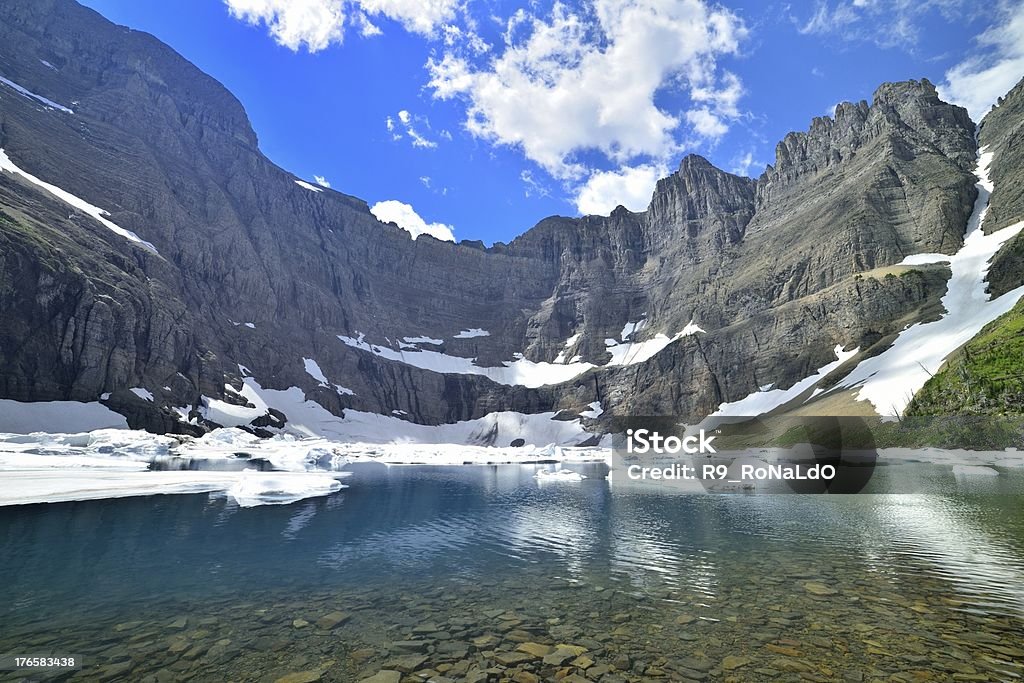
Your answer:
982;77;1024;298
0;0;988;434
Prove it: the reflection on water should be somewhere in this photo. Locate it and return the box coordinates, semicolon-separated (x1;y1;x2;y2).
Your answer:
0;462;1022;681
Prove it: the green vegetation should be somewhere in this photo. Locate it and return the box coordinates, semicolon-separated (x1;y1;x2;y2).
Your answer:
907;297;1024;416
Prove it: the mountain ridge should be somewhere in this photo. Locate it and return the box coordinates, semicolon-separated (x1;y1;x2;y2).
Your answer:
1;0;1021;442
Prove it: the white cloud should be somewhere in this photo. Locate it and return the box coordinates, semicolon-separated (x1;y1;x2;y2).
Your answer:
940;1;1024;122
225;0;347;51
573;163;667;216
729;150;762;177
314;174;331;188
370;200;455;241
685;107;728;139
795;1;974;49
427;0;748;179
387;110;439;148
520;169;552;198
224;0;459;51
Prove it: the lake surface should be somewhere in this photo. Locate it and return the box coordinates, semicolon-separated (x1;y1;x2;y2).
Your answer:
1;462;1023;682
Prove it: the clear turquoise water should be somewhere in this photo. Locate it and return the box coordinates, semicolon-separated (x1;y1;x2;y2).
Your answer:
1;462;1022;681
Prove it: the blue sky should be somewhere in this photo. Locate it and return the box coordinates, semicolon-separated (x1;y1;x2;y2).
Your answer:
79;0;1024;245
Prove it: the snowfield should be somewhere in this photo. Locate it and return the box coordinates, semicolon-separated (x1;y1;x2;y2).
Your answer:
833;148;1024;416
338;319;705;388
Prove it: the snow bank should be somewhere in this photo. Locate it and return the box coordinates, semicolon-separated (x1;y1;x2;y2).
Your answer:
580;401;604;419
0;399;129;433
835;148;1024;416
0;149;158;253
710;345;859;417
0;75;73;113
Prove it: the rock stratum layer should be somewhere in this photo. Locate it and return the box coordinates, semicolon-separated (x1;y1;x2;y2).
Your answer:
1;0;1021;440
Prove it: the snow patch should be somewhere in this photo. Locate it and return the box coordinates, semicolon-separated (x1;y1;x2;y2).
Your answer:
0;75;73;113
454;328;490;338
899;253;952;266
403;335;443;345
834;148;1024;416
294;179;323;193
0;149;158;253
338;334;595;388
302;357;355;396
129;388;154;402
711;345;859;417
579;401;604;419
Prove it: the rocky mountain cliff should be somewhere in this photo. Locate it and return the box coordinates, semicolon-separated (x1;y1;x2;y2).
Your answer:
1;0;1021;441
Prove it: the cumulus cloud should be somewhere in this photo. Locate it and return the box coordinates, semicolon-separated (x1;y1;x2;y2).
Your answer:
314;174;331;188
370;200;455;241
427;0;748;180
573;163;668;216
940;1;1024;122
224;0;459;51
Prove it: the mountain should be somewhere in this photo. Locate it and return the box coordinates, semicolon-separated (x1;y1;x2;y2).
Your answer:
1;0;1022;442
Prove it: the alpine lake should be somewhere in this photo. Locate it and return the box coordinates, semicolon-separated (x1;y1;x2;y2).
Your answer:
1;460;1022;683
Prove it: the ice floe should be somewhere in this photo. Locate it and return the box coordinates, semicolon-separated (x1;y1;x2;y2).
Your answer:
225;469;348;507
0;148;158;253
534;468;585;482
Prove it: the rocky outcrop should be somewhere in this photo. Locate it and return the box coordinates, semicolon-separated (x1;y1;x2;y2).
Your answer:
982;77;1024;298
0;0;997;434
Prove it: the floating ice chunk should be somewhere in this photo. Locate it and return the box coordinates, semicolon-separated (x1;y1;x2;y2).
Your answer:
454;328;490;338
129;388;154;402
0;75;73;113
534;468;585;482
0;149;158;253
225;469;346;507
952;465;999;477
